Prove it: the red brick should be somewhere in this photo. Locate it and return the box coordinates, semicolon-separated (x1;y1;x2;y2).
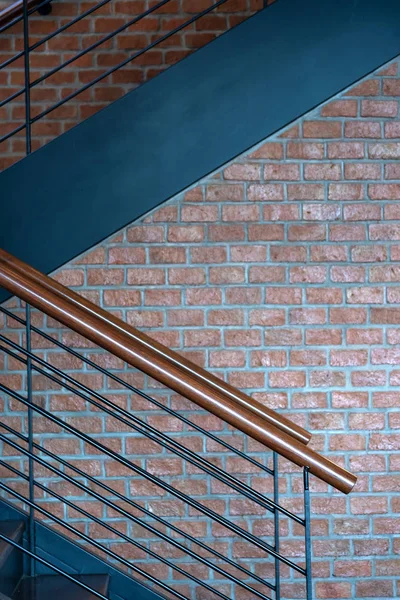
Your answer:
303;120;342;138
205;184;244;201
328;141;364;159
290;308;326;325
127;225;165;243
221;204;260;222
208;224;245;242
288;224;326;241
251;350;287;368
349;412;385;430
247;184;284;201
321;99;358;117
303;203;341;221
269;371;306;388
249;309;285;326
369;183;400;200
306;288;343;304
263;204;300;221
369;141;400;158
248;224;284;241
109;247;146;264
344;162;381;180
361;99;398;117
249;142;283;159
330;265;365;283
328;183;364;201
304;163;341;180
144;289;181;306
346;287;384;304
345;120;382;138
290;266;326;284
290;350;326;367
286;142;324;159
103;289;141;306
149;246;186;264
264;328;302;346
385;121;400;138
356;580;394;598
224;163;260;180
265;287;302;305
207;309;244;326
185;288;222;305
271;245;306;262
334;560;372;578
168;267;205;285
190;246;227;263
181;205;218;222
287;183;325;201
310;245;347;262
127;268;165;285
168;225;204;242
351;371;387;386
183;329;221;347
315;582;352;598
385;163;400;179
209;350;245;368
330;224;366;241
209;266;245;284
249;266;285;283
331;349;368;366
306;329;342;346
264;163;300;180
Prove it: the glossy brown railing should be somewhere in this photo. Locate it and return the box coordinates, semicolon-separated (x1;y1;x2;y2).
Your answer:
0;248;357;494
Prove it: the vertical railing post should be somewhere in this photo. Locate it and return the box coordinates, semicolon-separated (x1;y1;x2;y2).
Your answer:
25;304;35;577
22;0;31;157
273;452;281;600
303;467;312;600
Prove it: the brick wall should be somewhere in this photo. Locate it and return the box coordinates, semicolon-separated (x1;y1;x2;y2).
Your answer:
1;56;400;599
0;0;265;170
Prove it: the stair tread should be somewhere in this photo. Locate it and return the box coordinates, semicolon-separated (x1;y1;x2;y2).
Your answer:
13;574;109;600
0;521;25;570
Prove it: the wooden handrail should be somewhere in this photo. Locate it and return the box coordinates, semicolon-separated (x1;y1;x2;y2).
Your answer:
0;249;357;493
0;0;42;28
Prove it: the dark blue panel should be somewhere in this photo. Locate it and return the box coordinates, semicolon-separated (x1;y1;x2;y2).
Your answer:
0;0;399;302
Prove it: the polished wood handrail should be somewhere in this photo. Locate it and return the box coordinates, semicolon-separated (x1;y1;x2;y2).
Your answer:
0;0;42;28
0;249;357;493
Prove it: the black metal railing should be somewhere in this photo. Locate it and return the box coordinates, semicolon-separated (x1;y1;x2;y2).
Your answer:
0;301;313;599
0;0;268;156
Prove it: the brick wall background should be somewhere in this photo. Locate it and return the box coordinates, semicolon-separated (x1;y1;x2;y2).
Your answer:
0;0;267;170
1;53;400;599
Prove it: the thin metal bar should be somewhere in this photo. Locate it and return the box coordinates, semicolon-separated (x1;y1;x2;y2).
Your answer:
0;421;272;592
25;304;35;577
0;476;188;600
31;0;231;122
0;382;306;575
304;467;312;600
0;533;108;600
0;336;288;521
0;446;274;599
0;306;274;478
273;452;281;600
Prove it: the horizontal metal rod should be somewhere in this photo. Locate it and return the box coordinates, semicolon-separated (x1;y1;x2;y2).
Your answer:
0;419;272;591
0;532;108;600
0;335;297;524
0;382;306;575
0;460;240;600
0;304;274;478
0;438;275;598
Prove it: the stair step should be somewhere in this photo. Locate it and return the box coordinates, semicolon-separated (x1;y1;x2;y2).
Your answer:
0;522;25;570
13;574;109;600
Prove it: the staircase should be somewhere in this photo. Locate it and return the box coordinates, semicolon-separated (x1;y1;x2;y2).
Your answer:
0;0;399;597
0;249;356;598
